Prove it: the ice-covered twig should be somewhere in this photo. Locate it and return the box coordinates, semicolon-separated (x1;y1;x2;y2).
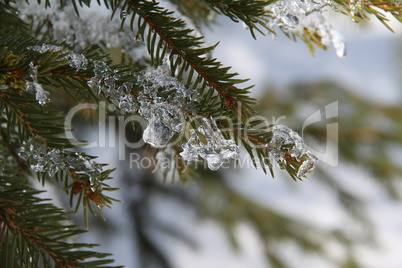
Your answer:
266;125;318;178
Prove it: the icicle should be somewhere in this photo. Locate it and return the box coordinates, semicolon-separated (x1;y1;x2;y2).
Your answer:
26;62;50;105
331;29;346;58
266;125;318;178
180;117;239;170
265;0;347;58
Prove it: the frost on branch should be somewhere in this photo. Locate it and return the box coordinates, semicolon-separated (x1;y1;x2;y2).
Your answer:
25;61;50;105
28;44;88;71
180;118;239;171
266;125;318;179
137;63;198;148
265;0;346;58
18;136;103;192
88;60;198;148
25;45;89;105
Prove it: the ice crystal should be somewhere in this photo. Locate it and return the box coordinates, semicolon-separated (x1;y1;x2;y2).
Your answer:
265;0;346;58
180;118;239;171
28;44;63;53
28;44;88;71
89;174;103;192
19;136;103;192
266;125;318;178
88;60;138;114
26;62;50;105
68;53;88;70
143;119;174;148
88;60;196;148
349;0;363;20
136;62;198;147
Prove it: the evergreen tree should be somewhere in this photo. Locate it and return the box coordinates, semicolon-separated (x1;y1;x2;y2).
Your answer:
1;0;402;267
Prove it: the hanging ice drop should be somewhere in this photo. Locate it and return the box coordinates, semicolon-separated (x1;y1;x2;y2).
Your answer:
266;124;318;178
143;119;174;148
206;153;224;171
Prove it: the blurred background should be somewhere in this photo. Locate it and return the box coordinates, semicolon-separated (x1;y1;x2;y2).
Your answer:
61;8;402;268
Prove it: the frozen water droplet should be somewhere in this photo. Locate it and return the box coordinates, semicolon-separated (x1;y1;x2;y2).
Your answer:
32;162;45;172
180;130;202;162
331;29;346;58
89;176;102;192
68;53;88;70
206;153;224;171
143;119;173;148
120;10;128;19
180;118;239;170
296;154;318;178
283;14;299;27
34;83;50;105
349;0;363;20
266;124;318;175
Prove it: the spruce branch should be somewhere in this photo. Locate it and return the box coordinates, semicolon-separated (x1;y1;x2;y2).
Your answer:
0;175;121;268
123;0;257;117
203;0;273;38
0;28;124;221
334;0;402;31
1;89;120;223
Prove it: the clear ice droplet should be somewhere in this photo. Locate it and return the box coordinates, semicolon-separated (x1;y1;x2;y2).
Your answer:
206;153;224;171
120;10;128;19
180;117;239;170
143;119;174;148
283;14;299;28
266;124;318;177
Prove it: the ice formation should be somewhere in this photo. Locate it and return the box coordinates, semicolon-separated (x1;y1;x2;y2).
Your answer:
136;63;198;147
265;0;346;58
28;44;88;71
19;136;103;192
266;125;318;178
25;62;50;105
142;118;174;148
349;0;363;19
180;117;239;171
25;45;88;105
88;59;198;148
